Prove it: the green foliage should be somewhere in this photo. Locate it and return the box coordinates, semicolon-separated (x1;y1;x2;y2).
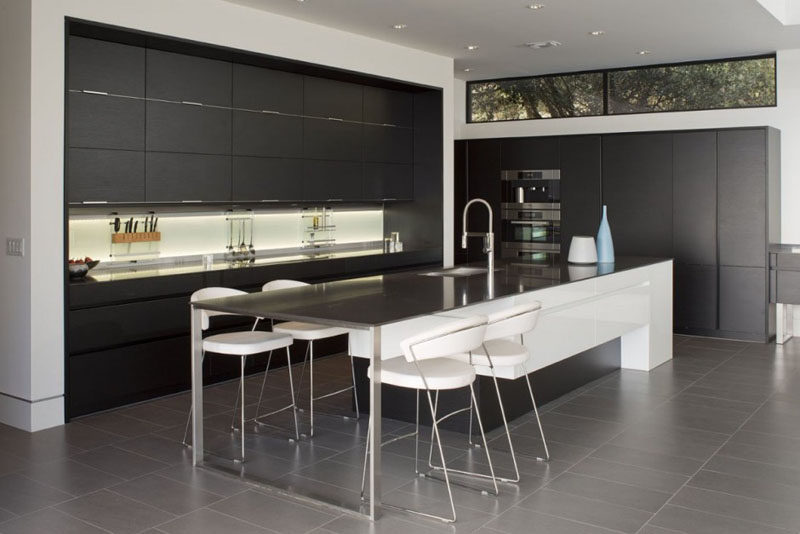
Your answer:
469;57;776;122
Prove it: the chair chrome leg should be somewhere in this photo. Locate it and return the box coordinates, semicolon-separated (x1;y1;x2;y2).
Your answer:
425;389;457;523
360;420;371;500
309;340;315;437
468;392;475;446
350;354;361;420
490;366;521;482
286;347;301;442
254;350;274;422
414;389;420;474
524;374;550;461
230;355;246;433
427;390;440;468
295;342;311;411
233;355;247;463
183;351;204;447
469;383;499;496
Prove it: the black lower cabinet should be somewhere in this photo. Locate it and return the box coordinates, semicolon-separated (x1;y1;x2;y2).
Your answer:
719;265;768;339
674;263;717;332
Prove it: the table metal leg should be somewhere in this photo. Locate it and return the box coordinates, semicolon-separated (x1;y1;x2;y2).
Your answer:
368;326;382;520
191;305;204;466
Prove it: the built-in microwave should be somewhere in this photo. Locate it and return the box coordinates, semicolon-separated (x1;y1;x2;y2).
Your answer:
501;170;561;204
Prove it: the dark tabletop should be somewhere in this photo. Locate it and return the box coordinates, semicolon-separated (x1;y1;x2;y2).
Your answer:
191;256;671;329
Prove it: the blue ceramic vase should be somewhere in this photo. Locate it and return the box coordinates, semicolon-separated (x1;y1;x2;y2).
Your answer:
596;204;615;263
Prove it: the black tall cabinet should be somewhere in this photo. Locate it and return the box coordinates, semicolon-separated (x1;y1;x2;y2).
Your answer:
456;126;780;342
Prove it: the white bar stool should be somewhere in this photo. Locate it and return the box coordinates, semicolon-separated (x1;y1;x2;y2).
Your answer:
182;287;297;462
262;280;360;438
360;316;499;524
447;302;549;483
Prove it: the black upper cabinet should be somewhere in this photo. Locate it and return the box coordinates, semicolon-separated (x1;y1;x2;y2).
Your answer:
68;37;145;96
363;125;412;164
466;139;501;262
303;118;362;161
501;137;559;170
454;140;469;264
363;163;412;201
718;129;767;268
146;50;231;106
673;131;717;266
232;157;303;201
232;64;302;113
303;76;363;121
364;86;413;127
232;111;302;158
559;136;601;250
303;160;362;201
68;148;144;203
68;93;144;151
146;101;231;155
145;153;231;202
602;133;673;257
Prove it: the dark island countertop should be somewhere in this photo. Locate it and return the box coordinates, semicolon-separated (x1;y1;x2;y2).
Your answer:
193;256;671;329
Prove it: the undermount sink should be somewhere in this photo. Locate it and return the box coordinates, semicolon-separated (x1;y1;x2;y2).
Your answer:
421;267;492;277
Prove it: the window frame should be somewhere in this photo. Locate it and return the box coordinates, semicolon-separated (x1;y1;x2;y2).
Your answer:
466;53;777;124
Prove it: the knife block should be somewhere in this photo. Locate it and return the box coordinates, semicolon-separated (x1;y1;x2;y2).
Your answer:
111;231;161;244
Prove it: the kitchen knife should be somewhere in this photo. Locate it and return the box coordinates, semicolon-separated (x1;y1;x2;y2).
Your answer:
152;217;158;232
113;217;120;233
128;217;134;233
134;221;139;233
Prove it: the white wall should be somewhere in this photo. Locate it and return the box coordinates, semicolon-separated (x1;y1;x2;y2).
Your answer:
0;0;34;430
3;0;453;431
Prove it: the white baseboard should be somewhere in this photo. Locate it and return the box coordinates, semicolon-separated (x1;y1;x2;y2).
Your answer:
0;393;64;432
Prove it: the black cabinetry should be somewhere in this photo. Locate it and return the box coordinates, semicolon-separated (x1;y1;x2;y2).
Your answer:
232;111;302;158
602;133;673;257
364;86;413;127
303;77;363;121
363;163;412;201
145;153;231;202
232;64;302;113
232;157;303;201
559;135;601;250
500;137;559;169
68;36;145;96
68;149;145;203
302;160;363;201
465;139;501;262
146;50;232;106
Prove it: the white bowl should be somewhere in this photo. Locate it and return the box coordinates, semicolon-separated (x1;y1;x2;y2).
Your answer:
568;236;598;264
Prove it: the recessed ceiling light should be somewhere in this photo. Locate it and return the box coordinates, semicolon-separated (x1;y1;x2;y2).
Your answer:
392;24;407;30
527;3;545;9
463;68;472;72
637;49;652;55
589;30;605;36
525;40;562;49
465;44;480;50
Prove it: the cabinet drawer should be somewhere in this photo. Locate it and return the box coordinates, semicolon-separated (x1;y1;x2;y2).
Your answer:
146;101;231;155
719;265;767;334
69;296;190;354
146;49;231;106
232;157;303;201
304;76;363;121
363;163;412;200
363;125;412;164
145;153;231;202
68;37;145;96
303;119;362;161
232;64;302;113
232;111;302;158
68;92;144;150
68;148;145;203
363;86;412;127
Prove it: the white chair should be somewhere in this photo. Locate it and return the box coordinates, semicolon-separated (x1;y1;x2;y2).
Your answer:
447;302;549;483
182;287;297;462
360;316;499;524
262;280;360;438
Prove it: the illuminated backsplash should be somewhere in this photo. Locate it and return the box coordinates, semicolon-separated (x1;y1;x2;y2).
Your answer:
69;208;384;262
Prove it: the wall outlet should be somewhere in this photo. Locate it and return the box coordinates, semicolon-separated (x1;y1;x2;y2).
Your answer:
6;238;24;257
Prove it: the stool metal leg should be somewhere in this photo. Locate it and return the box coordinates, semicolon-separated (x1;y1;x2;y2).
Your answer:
183;351;204;448
524;373;550;461
350;354;361;420
309;340;315;437
252;347;301;442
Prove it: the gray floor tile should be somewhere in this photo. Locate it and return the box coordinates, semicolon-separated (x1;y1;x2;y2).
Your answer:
156;508;275;534
609;423;728;461
688;468;800;512
110;473;224;514
21;458;124;496
115;434;193;465
704;454;800;489
322;513;444;534
0;507;108;534
380;489;496;532
486;506;621;534
156;463;253;497
71;446;170;480
569;457;689;494
670;485;800;531
209;490;337;533
31;423;124;452
490;433;592;464
590;444;704;477
0;508;15;524
637;525;686;534
119;403;188;428
650;504;795;534
0;473;74;514
0;452;29;477
55;489;175;534
717;438;800;470
75;412;166;438
518;488;652;533
0;427;82;464
646;400;752;434
545;471;671;513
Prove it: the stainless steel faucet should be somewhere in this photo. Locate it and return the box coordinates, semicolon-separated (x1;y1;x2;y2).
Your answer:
462;198;494;272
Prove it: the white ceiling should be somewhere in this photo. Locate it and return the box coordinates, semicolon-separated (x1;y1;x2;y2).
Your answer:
225;0;800;81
